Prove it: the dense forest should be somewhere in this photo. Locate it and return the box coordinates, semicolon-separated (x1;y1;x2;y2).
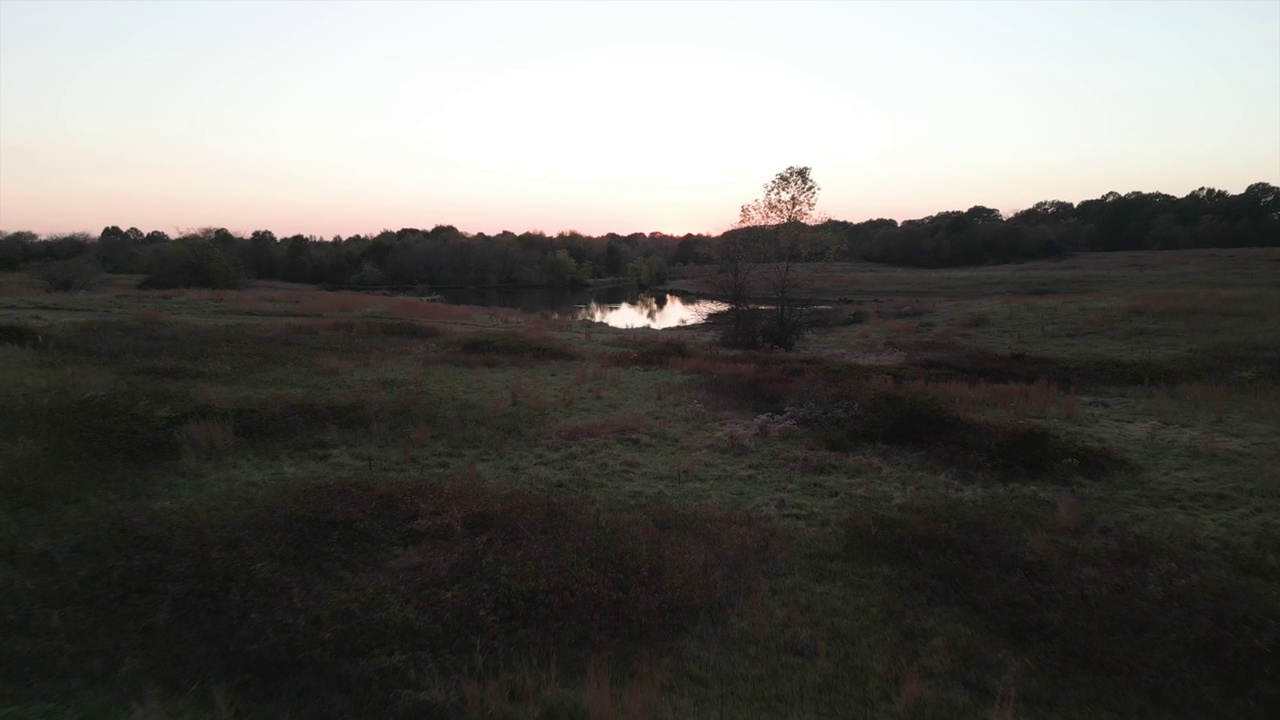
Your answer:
1;182;1276;291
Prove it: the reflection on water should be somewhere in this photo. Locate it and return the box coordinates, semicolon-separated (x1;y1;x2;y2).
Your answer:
433;286;726;330
579;294;727;329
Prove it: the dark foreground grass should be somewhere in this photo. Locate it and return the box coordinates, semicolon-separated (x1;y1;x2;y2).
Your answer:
3;475;772;719
845;498;1280;718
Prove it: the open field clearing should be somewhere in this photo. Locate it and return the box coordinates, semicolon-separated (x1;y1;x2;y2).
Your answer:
2;249;1278;719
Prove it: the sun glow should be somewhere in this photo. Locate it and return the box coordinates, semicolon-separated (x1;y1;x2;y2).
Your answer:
0;1;1275;235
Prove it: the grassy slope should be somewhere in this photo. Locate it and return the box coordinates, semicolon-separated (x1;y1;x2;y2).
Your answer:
1;249;1277;719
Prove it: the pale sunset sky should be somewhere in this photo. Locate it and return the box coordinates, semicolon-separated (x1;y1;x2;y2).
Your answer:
1;0;1277;237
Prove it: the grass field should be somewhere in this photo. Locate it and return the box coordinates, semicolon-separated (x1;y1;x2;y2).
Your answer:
2;248;1278;719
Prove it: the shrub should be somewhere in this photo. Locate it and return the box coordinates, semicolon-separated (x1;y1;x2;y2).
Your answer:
139;239;245;290
37;256;102;292
0;323;47;349
0;232;29;270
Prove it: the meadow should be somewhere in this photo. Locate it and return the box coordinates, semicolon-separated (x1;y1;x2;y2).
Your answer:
1;248;1278;719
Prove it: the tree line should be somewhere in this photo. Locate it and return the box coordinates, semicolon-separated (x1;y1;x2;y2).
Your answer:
823;182;1279;267
1;181;1275;290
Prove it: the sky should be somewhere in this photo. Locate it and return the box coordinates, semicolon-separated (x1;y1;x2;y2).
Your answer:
1;0;1277;237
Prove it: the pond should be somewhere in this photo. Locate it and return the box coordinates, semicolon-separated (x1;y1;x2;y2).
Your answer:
434;286;726;329
580;293;727;329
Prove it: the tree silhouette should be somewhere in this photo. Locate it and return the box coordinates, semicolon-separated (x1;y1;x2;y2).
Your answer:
714;166;827;350
738;165;821;227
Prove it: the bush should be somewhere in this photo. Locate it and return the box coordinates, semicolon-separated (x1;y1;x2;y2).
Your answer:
36;256;102;292
139;238;245;290
0;323;47;349
708;306;765;350
0;232;29;270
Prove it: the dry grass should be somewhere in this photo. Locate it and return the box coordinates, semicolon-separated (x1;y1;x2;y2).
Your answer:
179;418;235;458
1054;494;1085;534
386;297;483;323
314;355;355;376
1117;288;1280;318
1200;431;1221;456
880;319;918;334
668;355;761;383
584;657;672;720
242;288;385;315
547;412;656;443
898;666;929;719
1180;382;1230;422
907;379;1061;420
510;374;525;406
132;309;171;324
1062;393;1081;420
407;423;431;448
988;689;1018;720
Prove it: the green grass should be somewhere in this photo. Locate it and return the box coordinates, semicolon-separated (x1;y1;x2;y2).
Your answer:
1;250;1278;719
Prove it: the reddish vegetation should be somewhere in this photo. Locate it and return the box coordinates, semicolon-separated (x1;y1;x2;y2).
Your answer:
385;297;484;323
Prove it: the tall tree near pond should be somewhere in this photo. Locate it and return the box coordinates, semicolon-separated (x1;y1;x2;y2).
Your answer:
716;166;827;350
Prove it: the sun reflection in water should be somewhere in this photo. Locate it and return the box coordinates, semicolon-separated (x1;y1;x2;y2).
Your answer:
579;294;726;329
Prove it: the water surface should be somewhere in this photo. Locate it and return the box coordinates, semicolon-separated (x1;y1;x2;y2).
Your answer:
434;286;724;329
580;294;726;329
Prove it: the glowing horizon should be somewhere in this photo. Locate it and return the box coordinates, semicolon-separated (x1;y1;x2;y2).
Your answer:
1;0;1277;238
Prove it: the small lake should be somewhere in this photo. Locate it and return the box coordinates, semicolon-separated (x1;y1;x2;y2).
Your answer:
434;286;726;329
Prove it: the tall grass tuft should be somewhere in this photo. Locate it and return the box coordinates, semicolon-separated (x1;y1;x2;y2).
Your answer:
179;418;235;459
